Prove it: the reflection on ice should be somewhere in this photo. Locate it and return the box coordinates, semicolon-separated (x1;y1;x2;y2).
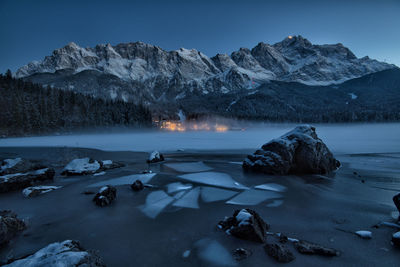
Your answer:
226;189;282;205
178;172;248;190
164;162;213;173
172;187;201;209
201;187;238;203
166;182;193;194
139;190;174;219
266;199;284;207
172;191;186;200
88;173;156;187
195;238;237;266
254;183;287;192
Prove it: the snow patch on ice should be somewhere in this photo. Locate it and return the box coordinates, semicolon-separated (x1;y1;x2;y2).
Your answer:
355;230;372;239
254;183;287;192
166;182;193;194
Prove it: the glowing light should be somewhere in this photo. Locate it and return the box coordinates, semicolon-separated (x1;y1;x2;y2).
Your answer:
215;125;228;132
288;35;293;39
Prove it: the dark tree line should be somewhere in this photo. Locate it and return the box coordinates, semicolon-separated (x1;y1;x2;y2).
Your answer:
0;72;152;136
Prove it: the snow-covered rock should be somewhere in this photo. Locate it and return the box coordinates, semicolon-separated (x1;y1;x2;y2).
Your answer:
243;125;340;175
3;240;105;266
0;210;26;248
93;185;116;207
0;168;55;193
218;209;269;243
22;185;61;197
62;158;101;175
147;151;164;163
355;230;372;239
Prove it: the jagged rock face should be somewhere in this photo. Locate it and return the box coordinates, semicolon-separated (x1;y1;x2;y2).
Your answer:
243;125;340;175
16;36;394;103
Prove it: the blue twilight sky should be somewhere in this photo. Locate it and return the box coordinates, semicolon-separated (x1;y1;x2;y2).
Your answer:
0;0;399;73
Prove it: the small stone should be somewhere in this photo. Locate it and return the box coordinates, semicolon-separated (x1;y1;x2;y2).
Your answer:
392;232;400;247
131;180;144;191
92;185;116;207
264;243;295;263
294;240;340;256
233;248;252;261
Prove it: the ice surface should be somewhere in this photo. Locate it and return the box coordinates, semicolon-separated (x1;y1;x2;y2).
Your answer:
200;186;238;203
254;183;287;192
93;171;106;176
63;158;100;174
1;158;22;171
229;162;243;165
3;240;88;267
139;190;174;219
172;191;186;200
172;187;201;209
88;173;156;187
266;199;284;207
164;162;213;173
2;123;400;154
194;238;237;266
226;189;282;205
178;172;248;190
166;182;193;194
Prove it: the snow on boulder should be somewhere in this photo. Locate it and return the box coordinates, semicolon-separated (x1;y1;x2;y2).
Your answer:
93;185;117;207
62;158;101;176
0;210;26;248
243;125;340;175
218;209;269;243
62;158;124;176
3;240;105;266
355;230;372;239
147;151;164;163
0;168;55;193
22;185;61;198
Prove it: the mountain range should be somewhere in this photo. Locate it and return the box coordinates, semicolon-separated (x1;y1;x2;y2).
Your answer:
14;35;399;120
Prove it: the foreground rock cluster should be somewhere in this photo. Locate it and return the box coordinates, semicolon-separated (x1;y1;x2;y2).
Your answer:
243;125;340;175
0;158;55;193
3;240;106;266
219;209;340;263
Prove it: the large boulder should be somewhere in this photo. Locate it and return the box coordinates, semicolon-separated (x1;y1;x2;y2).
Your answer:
0;210;26;248
93;185;117;207
243;125;340;175
3;240;105;266
0;168;55;193
218;209;269;243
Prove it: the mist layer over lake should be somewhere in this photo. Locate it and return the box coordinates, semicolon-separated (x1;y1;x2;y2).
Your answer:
1;123;399;154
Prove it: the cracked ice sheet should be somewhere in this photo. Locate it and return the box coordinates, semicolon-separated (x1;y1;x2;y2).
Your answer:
195;238;237;266
201;187;238;203
177;172;248;190
172;187;201;209
139;190;174;219
164;162;213;173
226;189;282;206
254;183;287;192
166;182;193;194
87;173;156;187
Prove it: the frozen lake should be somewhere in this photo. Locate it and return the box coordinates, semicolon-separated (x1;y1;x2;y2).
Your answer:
1;123;399;154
